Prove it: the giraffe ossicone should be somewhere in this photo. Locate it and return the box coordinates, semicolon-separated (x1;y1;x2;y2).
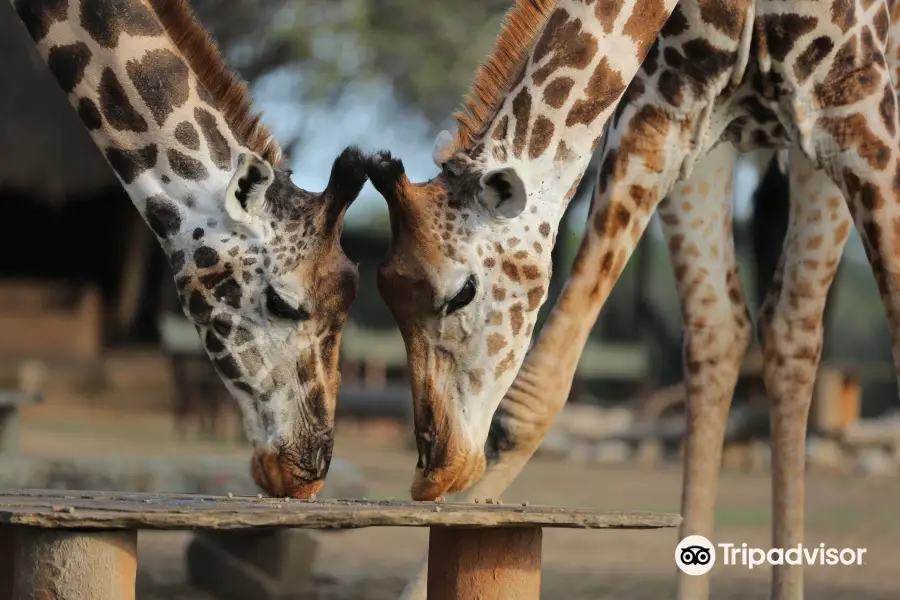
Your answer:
12;0;370;499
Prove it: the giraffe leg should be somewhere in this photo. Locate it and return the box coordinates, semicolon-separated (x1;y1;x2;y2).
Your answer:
655;142;752;600
757;149;852;600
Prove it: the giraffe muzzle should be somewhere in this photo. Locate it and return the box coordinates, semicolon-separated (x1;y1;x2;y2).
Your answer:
409;429;485;500
250;445;330;499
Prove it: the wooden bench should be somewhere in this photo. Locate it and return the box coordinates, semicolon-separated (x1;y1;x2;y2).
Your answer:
0;391;42;454
0;489;680;600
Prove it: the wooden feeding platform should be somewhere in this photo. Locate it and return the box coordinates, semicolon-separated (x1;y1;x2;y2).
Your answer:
0;489;680;600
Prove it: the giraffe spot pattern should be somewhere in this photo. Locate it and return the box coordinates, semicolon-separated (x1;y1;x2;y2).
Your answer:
187;290;212;323
879;84;897;137
144;194;182;239
543;77;575;109
214;355;242;380
106;145;158;184
239;350;264;377
486;333;507;356
77;98;103;130
794;36;835;83
815;37;881;107
214;277;243;309
79;0;162;49
681;39;736;93
126;49;190;127
565;57;626;127
831;0;856;34
531;10;598;87
527;286;545;311
491;116;509;141
168;148;209;181
47;42;91;94
501;260;520;282
593;0;624;33
528;115;555;159
510;303;525;336
698;0;746;39
763;14;819;62
195;108;233;171
99;68;148;132
199;268;231;290
819;113;891;171
13;0;67;42
511;88;532;158
873;4;889;43
194;247;220;269
212;315;232;339
622;0;670;57
204;330;225;353
494;350;517;379
175;121;200;151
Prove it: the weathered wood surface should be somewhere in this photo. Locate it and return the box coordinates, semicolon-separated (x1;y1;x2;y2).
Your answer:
0;489;680;531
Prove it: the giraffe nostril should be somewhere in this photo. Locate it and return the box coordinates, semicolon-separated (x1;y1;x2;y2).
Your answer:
416;432;434;475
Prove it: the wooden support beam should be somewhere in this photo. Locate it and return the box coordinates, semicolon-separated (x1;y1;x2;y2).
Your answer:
427;527;542;600
0;526;14;600
10;527;136;600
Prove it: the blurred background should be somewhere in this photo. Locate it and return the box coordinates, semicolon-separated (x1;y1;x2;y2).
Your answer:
0;1;898;599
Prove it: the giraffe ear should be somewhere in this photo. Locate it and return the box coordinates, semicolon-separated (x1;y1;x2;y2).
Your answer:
225;152;275;222
478;167;527;219
432;130;455;167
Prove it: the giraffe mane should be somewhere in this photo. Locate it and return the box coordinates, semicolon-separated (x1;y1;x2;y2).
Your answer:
442;0;556;162
147;0;282;166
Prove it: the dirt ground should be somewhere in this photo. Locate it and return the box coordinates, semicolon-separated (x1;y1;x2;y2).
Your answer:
15;404;900;599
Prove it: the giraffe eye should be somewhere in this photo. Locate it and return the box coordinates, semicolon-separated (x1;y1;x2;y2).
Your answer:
446;275;477;315
265;286;309;321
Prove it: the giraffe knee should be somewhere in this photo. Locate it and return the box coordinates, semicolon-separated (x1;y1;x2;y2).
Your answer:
758;312;823;398
683;311;752;376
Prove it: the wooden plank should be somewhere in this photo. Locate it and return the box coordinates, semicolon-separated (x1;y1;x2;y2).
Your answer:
428;527;541;600
0;489;681;532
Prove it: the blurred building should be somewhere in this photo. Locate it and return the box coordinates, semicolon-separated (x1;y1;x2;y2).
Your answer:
0;9;174;366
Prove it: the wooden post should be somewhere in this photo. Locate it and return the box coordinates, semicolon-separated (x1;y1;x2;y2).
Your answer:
0;526;14;600
12;527;137;600
427;527;542;600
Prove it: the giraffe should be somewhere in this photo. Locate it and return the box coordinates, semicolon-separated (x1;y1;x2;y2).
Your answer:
366;0;678;502
10;0;369;499
384;0;900;598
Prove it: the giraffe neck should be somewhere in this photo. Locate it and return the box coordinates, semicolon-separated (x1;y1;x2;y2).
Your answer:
13;0;264;249
473;0;674;216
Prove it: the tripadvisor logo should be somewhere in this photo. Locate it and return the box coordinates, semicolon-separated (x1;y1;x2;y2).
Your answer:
675;536;868;574
675;535;716;576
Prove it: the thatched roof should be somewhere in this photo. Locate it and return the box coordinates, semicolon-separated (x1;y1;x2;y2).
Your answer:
0;5;119;204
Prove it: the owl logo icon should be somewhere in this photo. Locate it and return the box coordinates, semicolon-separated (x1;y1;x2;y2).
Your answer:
675;535;716;576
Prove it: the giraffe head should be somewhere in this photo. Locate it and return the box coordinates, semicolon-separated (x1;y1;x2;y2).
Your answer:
10;0;370;497
368;140;556;499
173;145;366;500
